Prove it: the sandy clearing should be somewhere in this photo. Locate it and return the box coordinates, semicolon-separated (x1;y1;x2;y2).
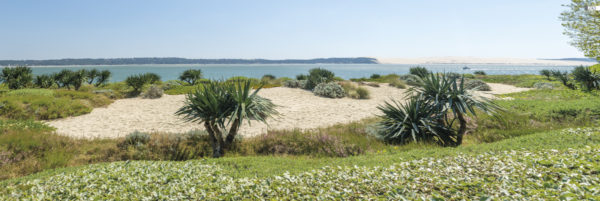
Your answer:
47;83;529;139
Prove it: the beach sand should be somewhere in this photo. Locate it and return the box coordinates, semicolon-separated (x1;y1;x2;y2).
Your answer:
47;83;529;139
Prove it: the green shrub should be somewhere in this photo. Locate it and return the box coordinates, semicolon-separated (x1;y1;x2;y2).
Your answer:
283;80;300;88
398;74;423;86
142;73;161;84
143;85;164;99
388;79;407;89
590;64;600;73
52;70;73;89
95;70;111;87
6;89;54;97
355;87;370;99
551;70;576;90
533;82;554;90
370;74;381;79
313;82;345;98
122;131;151;147
463;79;491;91
0;66;33;89
306;68;335;90
571;66;600;91
463;74;475;79
473;71;486;76
539;69;552;80
162;80;183;91
67;69;88;90
179;69;203;85
409;66;430;78
34;75;54;88
296;74;307;80
261;74;276;81
250;131;363;157
125;74;148;93
445;72;461;79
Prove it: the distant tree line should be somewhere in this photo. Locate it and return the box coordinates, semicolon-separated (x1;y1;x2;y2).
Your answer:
0;57;378;66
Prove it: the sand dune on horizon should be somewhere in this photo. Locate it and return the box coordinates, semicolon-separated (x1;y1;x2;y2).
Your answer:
376;57;596;66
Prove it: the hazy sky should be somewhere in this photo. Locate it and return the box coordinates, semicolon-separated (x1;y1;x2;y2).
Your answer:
0;0;585;60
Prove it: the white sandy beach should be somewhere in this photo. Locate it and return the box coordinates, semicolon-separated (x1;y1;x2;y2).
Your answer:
47;83;529;139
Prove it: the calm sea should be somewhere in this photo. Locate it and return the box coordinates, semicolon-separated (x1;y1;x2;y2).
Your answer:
22;64;577;82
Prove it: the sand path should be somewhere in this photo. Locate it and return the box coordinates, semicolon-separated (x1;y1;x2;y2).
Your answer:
47;83;528;139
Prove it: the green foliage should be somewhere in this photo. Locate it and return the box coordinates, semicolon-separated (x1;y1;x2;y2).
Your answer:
67;69;88;90
339;81;370;99
591;64;600;73
0;119;54;132
95;70;111;87
179;69;203;85
370;74;381;79
0;89;112;120
313;82;345;98
34;75;53;88
380;74;501;146
86;69;99;84
305;68;335;90
463;79;491;91
388;79;407;89
250;131;363;157
571;66;600;91
122;131;150;146
376;96;450;144
479;74;557;88
408;66;430;78
0;66;33;89
283;80;301;88
295;74;307;80
398;74;423;86
473;70;486;76
142;85;163;99
551;70;577;89
560;0;600;61
126;72;162;93
539;69;552;80
2;130;599;199
355;87;370;99
533;82;555;90
176;80;277;157
261;74;276;81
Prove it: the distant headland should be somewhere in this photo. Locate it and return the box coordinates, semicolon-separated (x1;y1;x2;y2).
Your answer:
0;57;378;66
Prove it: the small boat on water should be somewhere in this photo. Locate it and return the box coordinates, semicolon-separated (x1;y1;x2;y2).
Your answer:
462;66;470;70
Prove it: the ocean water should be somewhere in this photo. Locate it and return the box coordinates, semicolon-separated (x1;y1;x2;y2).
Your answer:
22;64;577;82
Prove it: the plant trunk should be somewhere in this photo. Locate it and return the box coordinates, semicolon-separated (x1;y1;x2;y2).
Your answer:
455;112;467;146
224;119;240;150
211;122;225;157
204;121;223;158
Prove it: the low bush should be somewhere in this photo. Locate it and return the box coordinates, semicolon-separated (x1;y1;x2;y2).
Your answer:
479;74;557;88
295;74;307;80
161;80;183;91
473;71;486;76
409;66;430;78
0;66;33;89
313;82;345;98
571;66;600;91
355;87;370;99
122;131;150;147
306;68;335;90
539;69;552;80
261;74;276;81
533;82;554;90
250;131;363;157
398;74;422;86
143;85;163;99
0;89;112;120
179;69;202;85
34;75;54;88
340;81;370;99
370;74;381;79
463;79;491;91
283;80;301;88
388;79;407;89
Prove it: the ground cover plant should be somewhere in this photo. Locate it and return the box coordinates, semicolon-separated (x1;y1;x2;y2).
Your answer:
1;128;599;200
0;89;112;120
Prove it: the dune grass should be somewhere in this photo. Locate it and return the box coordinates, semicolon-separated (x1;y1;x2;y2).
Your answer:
478;74;561;88
0;89;113;120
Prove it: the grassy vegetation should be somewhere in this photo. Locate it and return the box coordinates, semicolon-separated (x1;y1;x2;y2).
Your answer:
478;74;561;88
0;89;113;120
1;128;598;199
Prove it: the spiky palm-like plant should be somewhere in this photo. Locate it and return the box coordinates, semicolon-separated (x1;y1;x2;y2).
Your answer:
572;66;600;91
95;70;111;87
176;79;277;157
179;69;203;85
377;96;452;145
406;73;501;146
87;69;99;85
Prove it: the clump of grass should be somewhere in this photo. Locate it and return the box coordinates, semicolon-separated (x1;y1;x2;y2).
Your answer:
0;89;112;120
339;81;371;99
388;79;407;89
142;85;163;99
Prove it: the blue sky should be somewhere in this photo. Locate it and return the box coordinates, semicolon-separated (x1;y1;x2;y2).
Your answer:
0;0;584;60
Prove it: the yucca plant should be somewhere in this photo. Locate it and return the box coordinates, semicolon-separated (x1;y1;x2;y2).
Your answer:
551;70;576;89
95;70;111;87
571;66;600;91
179;69;203;85
34;75;54;88
405;73;501;146
86;69;99;84
0;66;33;89
409;66;430;78
176;79;277;157
539;69;552;80
377;96;452;145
